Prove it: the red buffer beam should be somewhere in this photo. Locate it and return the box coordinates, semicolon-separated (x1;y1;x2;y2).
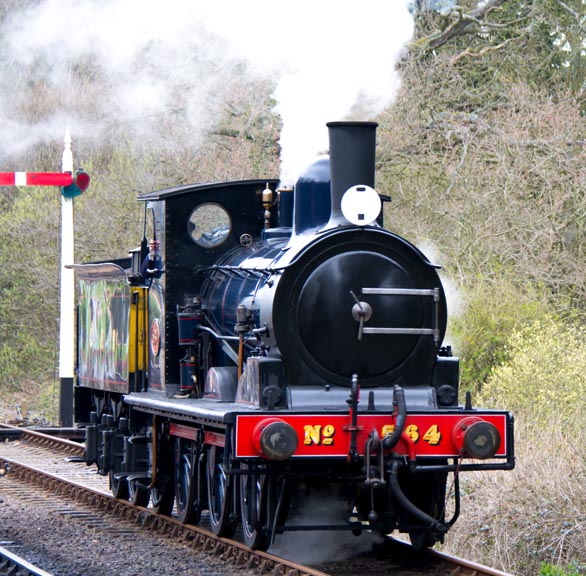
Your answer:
0;172;74;187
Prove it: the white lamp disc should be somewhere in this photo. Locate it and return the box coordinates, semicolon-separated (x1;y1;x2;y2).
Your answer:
341;185;381;226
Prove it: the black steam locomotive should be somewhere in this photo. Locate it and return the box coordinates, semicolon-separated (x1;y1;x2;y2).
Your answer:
74;121;514;551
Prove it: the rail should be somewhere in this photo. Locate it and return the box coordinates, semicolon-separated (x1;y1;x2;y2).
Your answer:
0;545;55;576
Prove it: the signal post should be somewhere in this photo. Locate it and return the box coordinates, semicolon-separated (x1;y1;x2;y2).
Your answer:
0;128;89;426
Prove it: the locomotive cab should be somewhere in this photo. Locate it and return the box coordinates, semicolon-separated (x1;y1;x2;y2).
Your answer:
136;178;279;397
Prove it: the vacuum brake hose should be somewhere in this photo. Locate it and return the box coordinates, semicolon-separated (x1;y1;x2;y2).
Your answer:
388;459;447;536
382;385;406;450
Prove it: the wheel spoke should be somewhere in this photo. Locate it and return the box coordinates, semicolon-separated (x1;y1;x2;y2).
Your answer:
239;463;287;551
151;425;175;516
175;438;202;525
206;445;236;537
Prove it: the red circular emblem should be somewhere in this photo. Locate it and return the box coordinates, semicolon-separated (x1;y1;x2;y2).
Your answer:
150;318;161;357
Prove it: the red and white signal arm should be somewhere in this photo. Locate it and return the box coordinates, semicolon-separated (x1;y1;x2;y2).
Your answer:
0;170;90;197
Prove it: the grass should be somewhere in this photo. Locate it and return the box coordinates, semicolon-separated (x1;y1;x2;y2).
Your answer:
0;381;59;426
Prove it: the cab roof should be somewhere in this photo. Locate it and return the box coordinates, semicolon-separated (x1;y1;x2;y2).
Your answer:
138;178;279;201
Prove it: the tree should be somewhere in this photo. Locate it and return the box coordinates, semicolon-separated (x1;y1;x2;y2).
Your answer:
374;0;586;387
413;0;586;101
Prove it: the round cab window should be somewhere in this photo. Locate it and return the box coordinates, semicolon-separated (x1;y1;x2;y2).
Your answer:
188;204;231;248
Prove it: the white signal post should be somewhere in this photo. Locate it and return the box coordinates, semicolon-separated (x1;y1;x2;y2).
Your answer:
59;127;75;427
0;128;88;427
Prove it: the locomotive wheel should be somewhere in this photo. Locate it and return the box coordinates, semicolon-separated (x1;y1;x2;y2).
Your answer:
240;463;271;550
151;475;175;516
109;471;128;500
175;438;203;525
240;463;290;551
151;432;176;516
404;467;448;550
206;445;237;537
128;478;150;507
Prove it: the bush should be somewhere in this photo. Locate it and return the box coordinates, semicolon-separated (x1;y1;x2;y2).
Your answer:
0;186;60;391
441;316;586;574
447;277;550;392
442;412;586;575
480;316;586;422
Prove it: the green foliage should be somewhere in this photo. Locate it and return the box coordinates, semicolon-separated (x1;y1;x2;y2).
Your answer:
540;562;586;576
0;186;60;390
480;316;586;421
448;278;549;390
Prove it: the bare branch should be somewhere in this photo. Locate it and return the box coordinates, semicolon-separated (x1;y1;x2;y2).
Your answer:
450;38;515;65
413;0;514;54
555;0;581;21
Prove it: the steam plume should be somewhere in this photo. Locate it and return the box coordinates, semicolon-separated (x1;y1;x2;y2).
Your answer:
0;0;413;182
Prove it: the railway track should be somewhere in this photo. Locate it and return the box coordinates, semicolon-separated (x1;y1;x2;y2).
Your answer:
0;544;54;576
0;424;514;576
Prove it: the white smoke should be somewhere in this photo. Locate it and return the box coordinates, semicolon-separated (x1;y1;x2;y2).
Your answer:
270;493;383;565
0;0;413;180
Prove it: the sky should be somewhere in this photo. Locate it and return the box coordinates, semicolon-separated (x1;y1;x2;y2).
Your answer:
0;0;415;184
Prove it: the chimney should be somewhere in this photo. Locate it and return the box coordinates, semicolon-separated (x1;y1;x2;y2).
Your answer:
326;121;378;228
